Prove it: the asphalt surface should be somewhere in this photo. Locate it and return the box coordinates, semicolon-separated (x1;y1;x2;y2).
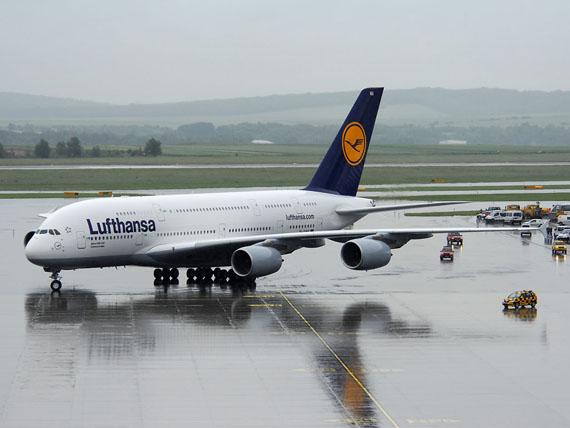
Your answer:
1;198;569;428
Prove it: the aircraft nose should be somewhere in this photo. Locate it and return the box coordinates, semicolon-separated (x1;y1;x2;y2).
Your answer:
25;236;46;266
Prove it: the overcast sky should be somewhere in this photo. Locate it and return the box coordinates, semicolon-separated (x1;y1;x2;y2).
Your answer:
1;0;569;104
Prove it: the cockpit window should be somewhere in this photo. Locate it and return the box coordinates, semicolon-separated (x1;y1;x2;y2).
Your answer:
38;229;48;234
54;229;61;235
49;230;54;235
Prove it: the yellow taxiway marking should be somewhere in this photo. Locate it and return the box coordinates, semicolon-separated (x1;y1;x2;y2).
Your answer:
277;289;400;428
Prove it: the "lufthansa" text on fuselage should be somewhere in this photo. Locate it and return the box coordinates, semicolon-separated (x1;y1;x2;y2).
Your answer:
87;218;157;235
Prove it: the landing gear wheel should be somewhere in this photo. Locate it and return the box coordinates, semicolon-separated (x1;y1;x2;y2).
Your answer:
170;268;179;279
153;268;162;280
50;280;62;291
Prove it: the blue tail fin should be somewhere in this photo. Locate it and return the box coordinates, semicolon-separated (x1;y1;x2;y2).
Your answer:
304;87;383;196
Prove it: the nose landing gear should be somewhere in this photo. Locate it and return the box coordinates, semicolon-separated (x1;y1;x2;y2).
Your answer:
49;270;62;291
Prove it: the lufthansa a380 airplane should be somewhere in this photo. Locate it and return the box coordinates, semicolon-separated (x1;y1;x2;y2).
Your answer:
25;88;529;291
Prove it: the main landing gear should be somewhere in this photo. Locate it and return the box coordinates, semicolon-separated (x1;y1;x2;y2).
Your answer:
153;267;256;288
153;268;180;285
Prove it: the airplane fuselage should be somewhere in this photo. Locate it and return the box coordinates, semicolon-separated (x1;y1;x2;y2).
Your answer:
25;190;371;270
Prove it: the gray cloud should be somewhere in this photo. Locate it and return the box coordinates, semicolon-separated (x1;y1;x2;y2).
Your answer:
1;0;569;103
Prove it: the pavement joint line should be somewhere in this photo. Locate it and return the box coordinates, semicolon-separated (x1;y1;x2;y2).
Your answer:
276;288;400;428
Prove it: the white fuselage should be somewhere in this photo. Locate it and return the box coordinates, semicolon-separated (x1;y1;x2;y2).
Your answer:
25;189;372;270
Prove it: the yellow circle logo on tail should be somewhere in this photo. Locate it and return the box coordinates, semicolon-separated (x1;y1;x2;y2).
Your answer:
342;122;367;166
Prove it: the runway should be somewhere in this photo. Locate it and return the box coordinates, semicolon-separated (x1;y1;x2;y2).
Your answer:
1;198;569;427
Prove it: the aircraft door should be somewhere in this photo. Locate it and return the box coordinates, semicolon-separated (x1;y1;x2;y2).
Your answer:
291;197;303;214
219;223;226;238
276;220;284;233
76;231;86;249
153;204;165;222
135;233;143;246
249;199;261;216
317;218;323;230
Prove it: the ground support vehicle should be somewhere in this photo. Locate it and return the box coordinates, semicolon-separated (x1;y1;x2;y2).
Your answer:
477;206;501;220
503;210;523;225
552;240;568;255
503;290;537;309
485;211;505;224
440;245;454;261
553;226;570;240
547;204;570;222
447;232;463;246
520;219;544;237
522;204;543;220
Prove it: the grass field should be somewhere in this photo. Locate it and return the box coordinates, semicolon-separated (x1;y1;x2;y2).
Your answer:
1;165;569;192
2;143;570;166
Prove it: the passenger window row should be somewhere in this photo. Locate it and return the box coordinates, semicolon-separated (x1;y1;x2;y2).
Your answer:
172;206;248;214
158;230;215;237
264;203;292;209
229;227;270;233
88;235;133;240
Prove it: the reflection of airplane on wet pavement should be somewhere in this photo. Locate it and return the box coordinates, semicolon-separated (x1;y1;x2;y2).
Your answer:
24;287;430;426
24;88;535;292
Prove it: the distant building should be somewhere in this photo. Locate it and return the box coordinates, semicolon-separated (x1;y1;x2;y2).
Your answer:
251;140;275;145
439;140;467;145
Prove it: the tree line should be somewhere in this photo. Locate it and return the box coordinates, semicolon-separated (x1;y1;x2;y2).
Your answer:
31;137;162;158
1;122;569;154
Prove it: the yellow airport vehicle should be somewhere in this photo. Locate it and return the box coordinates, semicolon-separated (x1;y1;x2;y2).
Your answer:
552;240;567;255
505;204;521;211
522;204;542;219
503;290;537;310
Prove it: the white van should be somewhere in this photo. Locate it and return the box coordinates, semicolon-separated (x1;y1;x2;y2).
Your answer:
557;214;570;226
484;210;505;224
503;210;523;225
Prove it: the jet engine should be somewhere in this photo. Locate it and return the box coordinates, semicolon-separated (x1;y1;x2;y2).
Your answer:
340;238;392;270
231;245;282;277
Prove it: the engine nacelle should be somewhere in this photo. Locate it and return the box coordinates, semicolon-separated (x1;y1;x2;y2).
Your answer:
340;238;392;270
231;245;282;277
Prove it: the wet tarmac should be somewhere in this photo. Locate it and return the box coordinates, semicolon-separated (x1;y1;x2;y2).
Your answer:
2;198;569;427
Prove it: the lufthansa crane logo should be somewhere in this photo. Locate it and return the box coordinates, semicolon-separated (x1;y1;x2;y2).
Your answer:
342;122;367;166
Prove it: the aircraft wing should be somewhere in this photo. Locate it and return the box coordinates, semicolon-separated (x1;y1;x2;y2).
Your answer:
142;225;540;265
336;201;466;215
